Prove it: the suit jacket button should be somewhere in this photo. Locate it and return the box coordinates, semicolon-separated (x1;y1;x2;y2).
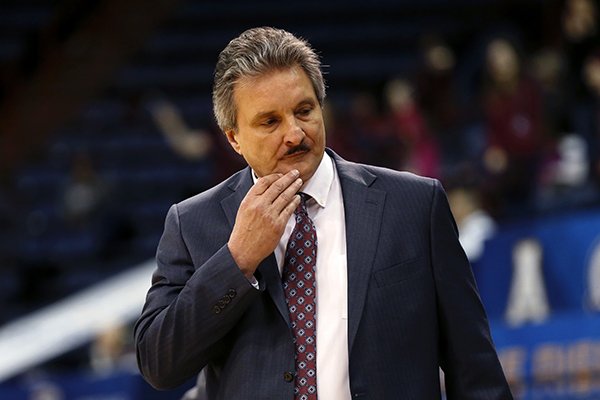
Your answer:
283;371;294;382
213;305;221;314
228;288;237;298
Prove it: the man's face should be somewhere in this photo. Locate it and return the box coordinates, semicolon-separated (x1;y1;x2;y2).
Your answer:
225;66;326;182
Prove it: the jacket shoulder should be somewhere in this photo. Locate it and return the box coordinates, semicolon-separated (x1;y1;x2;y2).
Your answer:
329;148;439;195
359;162;440;196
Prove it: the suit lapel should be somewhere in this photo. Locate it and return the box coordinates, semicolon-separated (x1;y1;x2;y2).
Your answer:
220;168;290;326
330;151;385;352
220;168;252;228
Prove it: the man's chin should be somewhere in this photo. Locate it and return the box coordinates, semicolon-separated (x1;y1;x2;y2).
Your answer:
296;160;320;182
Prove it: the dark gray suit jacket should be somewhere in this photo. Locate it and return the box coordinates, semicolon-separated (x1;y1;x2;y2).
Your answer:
134;149;513;399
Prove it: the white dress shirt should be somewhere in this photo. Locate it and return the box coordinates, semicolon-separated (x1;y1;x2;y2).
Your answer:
252;152;351;399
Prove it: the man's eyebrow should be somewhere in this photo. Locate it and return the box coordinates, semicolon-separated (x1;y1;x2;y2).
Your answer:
296;97;317;107
250;111;277;124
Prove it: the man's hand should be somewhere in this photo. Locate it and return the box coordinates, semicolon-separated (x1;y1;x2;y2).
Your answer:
228;169;303;278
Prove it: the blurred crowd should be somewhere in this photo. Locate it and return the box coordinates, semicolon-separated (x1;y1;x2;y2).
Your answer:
314;0;600;226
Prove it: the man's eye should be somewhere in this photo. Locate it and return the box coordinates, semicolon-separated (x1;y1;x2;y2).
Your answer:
262;118;277;126
297;108;312;116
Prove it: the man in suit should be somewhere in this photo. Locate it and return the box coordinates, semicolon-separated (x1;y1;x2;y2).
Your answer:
134;27;513;399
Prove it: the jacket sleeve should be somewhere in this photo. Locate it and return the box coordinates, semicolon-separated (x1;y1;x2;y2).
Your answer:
429;180;513;399
133;203;261;390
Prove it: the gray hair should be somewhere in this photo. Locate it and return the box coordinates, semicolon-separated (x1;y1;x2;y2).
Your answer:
212;27;326;133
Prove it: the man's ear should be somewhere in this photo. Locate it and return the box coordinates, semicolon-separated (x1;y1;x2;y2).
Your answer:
225;129;242;155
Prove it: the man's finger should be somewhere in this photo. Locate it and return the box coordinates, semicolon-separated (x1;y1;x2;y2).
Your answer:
250;173;283;195
262;169;300;203
279;194;301;222
272;177;303;213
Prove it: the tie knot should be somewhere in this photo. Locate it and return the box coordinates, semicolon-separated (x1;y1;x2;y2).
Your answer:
299;192;310;204
295;192;310;216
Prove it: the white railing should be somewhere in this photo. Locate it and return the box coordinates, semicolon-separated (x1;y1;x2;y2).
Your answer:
0;260;155;382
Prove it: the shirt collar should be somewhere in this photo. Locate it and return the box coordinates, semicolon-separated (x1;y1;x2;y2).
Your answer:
251;152;334;209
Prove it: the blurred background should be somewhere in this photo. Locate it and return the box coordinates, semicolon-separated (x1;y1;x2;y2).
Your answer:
0;0;599;399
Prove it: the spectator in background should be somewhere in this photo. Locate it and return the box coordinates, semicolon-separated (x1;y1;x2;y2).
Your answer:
535;134;598;211
415;35;464;165
528;47;600;211
560;0;600;188
581;50;600;184
61;151;139;265
529;48;570;141
62;151;110;228
320;99;362;163
481;37;544;216
29;382;64;400
447;184;497;264
345;91;396;167
147;96;213;161
561;0;599;103
384;78;440;178
146;94;245;186
90;323;137;376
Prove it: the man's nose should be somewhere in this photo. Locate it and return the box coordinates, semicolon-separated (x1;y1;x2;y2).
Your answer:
283;118;305;146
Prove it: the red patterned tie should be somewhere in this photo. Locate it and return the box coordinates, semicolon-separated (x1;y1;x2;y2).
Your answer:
283;193;318;400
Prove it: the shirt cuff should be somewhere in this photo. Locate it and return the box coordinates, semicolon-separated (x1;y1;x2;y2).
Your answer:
247;275;259;289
